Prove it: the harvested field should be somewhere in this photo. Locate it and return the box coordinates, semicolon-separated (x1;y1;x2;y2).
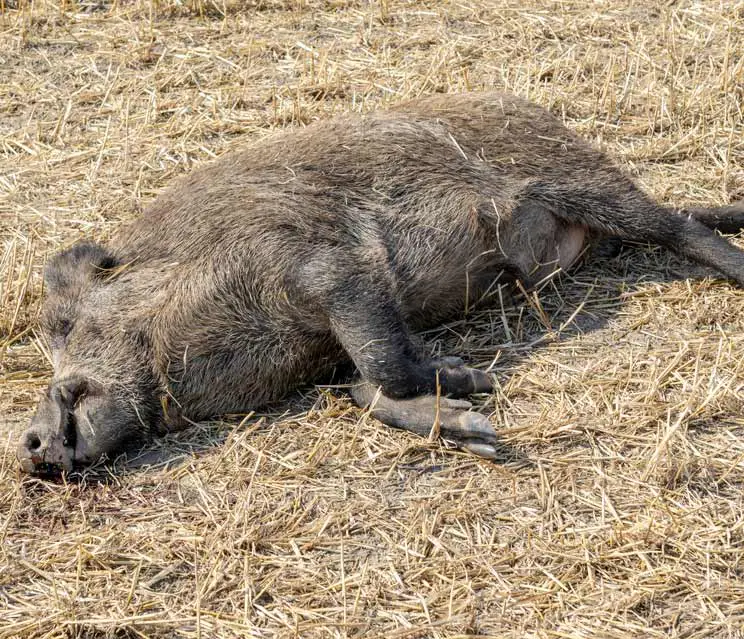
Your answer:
2;0;744;637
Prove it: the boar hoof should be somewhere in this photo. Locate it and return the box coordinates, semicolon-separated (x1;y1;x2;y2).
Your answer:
351;381;500;459
432;360;494;396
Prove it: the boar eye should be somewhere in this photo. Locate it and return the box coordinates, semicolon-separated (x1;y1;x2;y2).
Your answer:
56;318;73;338
45;317;74;346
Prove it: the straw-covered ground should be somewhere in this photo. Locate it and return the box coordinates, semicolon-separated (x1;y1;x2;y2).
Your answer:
2;0;744;637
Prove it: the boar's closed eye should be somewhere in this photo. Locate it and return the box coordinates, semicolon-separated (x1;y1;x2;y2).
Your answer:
41;307;74;338
54;318;73;338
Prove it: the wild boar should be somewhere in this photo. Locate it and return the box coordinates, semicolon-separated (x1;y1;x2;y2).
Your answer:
16;91;744;475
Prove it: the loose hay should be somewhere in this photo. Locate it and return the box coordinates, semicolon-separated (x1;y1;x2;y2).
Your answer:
2;1;744;637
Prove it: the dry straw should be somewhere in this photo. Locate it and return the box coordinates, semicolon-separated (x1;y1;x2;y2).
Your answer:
2;0;744;637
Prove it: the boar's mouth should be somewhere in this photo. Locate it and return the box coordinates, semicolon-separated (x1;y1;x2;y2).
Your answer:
26;412;78;479
17;376;160;478
27;461;73;480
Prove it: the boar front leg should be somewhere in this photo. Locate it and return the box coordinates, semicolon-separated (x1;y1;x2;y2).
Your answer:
349;379;501;459
311;267;497;456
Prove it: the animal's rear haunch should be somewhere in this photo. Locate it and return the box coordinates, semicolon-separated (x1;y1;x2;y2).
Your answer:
17;91;744;475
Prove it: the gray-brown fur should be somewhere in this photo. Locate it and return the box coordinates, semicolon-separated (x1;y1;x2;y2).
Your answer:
16;91;744;475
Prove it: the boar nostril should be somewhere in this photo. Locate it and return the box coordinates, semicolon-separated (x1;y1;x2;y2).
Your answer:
27;433;42;452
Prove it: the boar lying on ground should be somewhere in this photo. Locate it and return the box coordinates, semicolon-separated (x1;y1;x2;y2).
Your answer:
16;91;744;475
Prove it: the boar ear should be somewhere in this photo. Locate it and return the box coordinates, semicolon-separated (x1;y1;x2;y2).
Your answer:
44;242;120;293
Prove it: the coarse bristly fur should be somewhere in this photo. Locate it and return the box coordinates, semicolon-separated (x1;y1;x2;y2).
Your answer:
16;90;744;475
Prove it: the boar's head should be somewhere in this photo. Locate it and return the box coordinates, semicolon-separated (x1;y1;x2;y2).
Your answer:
17;242;163;476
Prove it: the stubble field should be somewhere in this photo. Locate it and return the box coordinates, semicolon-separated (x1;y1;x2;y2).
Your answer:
2;1;744;637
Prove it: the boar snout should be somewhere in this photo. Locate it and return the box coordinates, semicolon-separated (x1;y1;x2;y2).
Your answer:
17;377;86;475
18;372;160;475
17;427;72;476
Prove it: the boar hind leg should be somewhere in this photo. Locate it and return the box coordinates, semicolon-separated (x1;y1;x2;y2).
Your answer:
615;207;744;286
522;184;744;286
350;380;500;459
